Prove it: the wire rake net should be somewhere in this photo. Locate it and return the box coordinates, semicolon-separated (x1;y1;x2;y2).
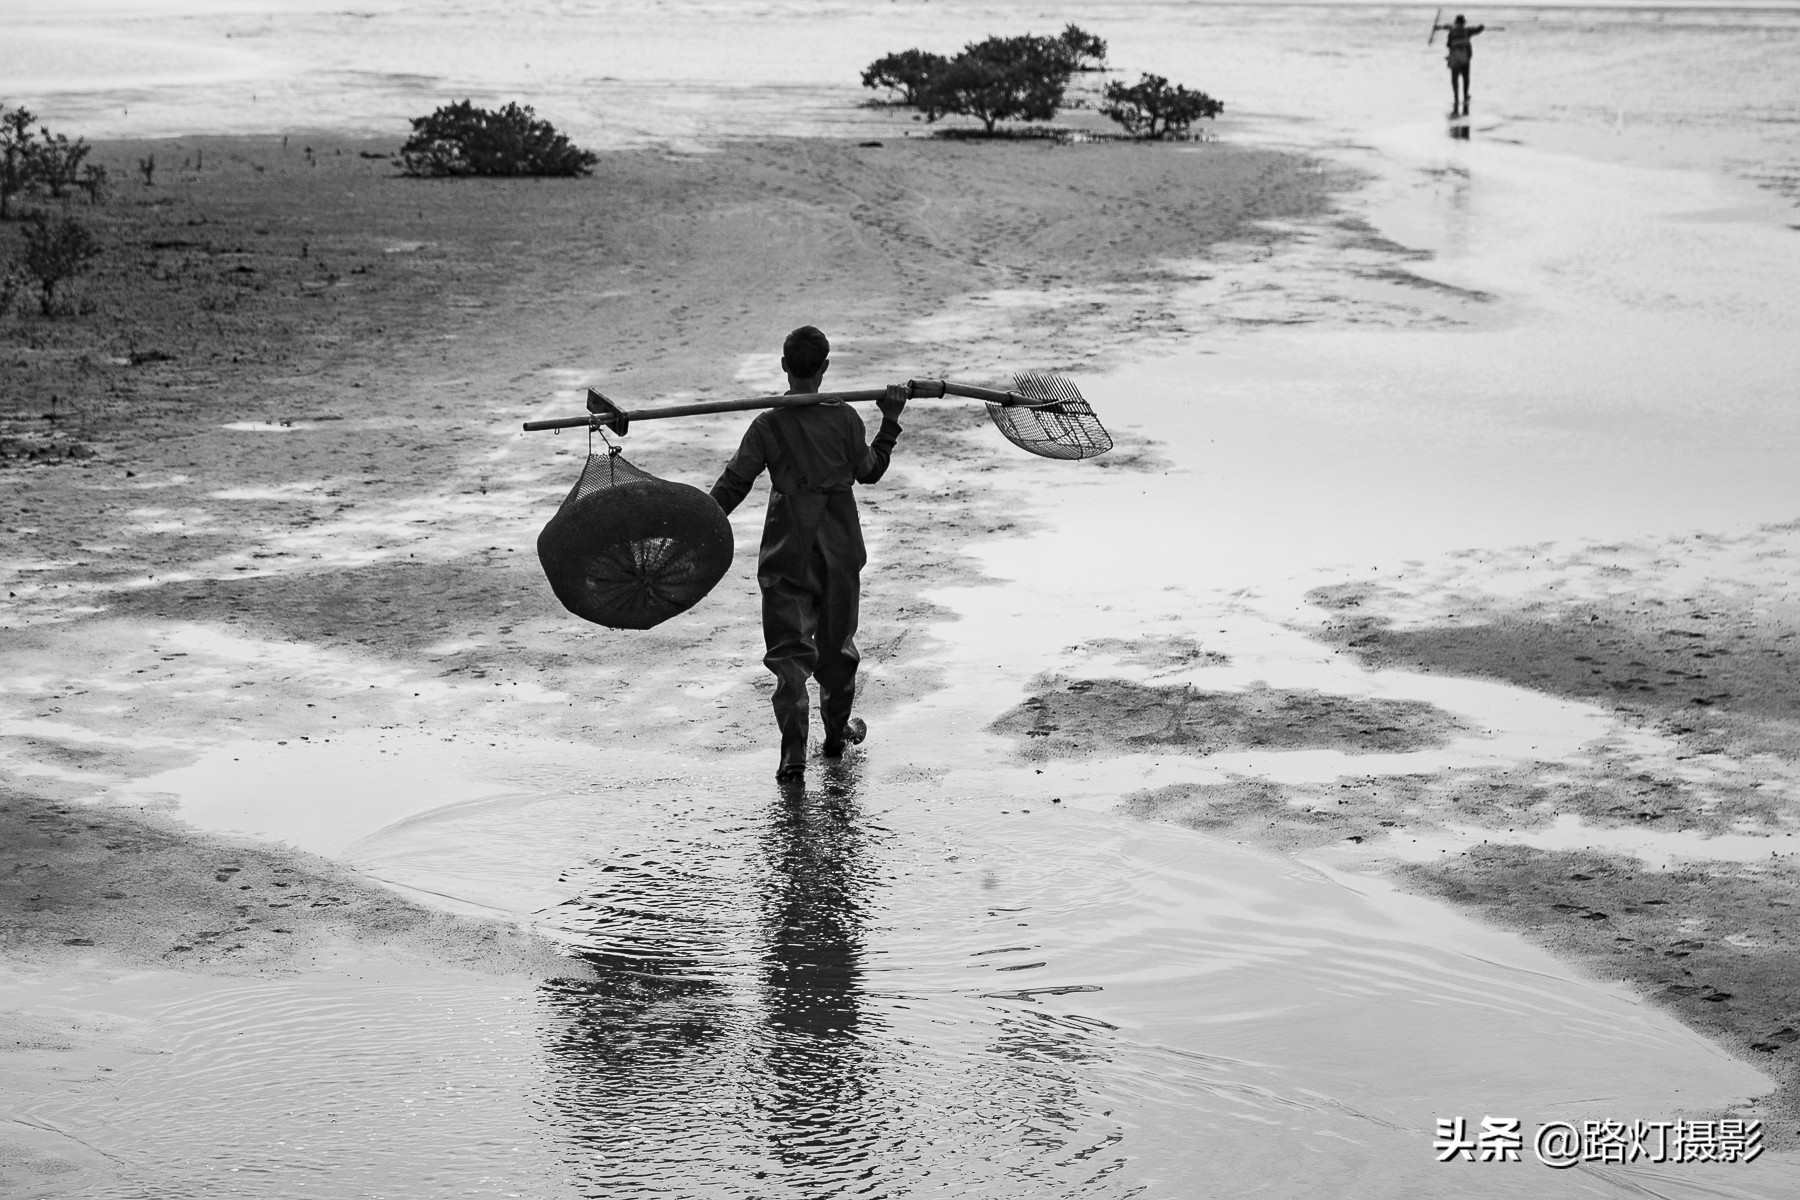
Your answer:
985;373;1113;461
536;448;734;630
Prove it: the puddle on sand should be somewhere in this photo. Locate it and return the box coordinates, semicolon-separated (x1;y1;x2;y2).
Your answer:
111;727;521;858
329;759;1794;1198
1;963;579;1200
22;755;1798;1196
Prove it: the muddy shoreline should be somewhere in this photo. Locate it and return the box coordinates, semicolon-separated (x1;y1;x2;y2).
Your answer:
986;526;1800;1140
0;790;573;976
6;127;1798;1173
1;128;1348;1185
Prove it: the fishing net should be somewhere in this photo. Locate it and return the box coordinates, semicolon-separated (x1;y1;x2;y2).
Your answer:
536;448;734;630
984;372;1113;460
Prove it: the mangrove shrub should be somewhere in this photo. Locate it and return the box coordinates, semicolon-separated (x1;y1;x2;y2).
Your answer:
860;26;1107;133
400;101;598;177
1100;74;1224;139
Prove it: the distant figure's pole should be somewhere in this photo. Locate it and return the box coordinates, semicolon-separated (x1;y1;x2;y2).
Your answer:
1428;7;1443;45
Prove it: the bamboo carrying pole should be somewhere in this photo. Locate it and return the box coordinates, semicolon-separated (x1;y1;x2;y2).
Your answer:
1429;12;1504;45
521;379;1021;435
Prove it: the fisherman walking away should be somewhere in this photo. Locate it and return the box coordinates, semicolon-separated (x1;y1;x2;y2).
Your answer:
710;326;907;783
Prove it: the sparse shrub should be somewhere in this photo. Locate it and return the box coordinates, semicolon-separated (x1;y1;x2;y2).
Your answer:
30;129;91;198
77;163;108;205
19;211;102;315
861;49;949;107
0;106;36;219
1100;74;1223;139
399;101;598;177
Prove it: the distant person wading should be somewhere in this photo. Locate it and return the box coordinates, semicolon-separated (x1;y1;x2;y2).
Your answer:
710;327;907;783
1436;14;1486;117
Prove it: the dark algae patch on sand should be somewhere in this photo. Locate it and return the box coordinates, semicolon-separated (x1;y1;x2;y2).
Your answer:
991;676;1461;761
1309;580;1800;731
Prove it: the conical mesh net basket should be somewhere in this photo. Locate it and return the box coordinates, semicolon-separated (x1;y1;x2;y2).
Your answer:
984;373;1112;460
536;450;734;630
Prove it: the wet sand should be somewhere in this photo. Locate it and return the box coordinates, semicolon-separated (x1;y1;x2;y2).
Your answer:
0;790;572;973
995;521;1800;1140
0;130;1336;750
5;123;1800;1186
1313;526;1800;1135
1;130;1348;1187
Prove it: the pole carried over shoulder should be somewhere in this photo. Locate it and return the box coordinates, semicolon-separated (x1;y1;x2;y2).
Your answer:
1428;11;1504;45
523;386;895;434
521;374;1113;461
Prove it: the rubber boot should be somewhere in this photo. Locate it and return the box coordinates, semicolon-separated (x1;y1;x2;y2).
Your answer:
775;706;809;782
822;717;866;758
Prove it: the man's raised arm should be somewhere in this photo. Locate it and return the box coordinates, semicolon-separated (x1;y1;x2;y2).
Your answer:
856;386;907;485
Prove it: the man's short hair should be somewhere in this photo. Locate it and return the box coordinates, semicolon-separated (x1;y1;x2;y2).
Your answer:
782;326;830;378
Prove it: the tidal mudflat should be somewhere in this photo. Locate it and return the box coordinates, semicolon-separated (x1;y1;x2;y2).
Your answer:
6;2;1800;1195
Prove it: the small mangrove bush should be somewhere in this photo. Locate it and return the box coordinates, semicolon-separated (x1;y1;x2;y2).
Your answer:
1100;74;1224;139
399;101;599;177
862;25;1107;134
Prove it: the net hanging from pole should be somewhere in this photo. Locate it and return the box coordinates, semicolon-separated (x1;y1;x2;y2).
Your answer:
985;373;1113;460
536;448;734;630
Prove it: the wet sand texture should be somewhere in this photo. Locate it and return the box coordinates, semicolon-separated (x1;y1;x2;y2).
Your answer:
1301;533;1800;1135
0;131;1341;1168
1403;845;1800;1115
2;134;1337;464
1310;578;1800;734
11;122;1797;1177
977;525;1800;1139
0;133;1336;787
2;133;1335;707
0;789;573;976
991;676;1461;760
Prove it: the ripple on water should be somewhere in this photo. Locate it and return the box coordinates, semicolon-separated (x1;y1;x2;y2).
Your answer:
334;764;1793;1198
7;968;573;1199
10;759;1793;1197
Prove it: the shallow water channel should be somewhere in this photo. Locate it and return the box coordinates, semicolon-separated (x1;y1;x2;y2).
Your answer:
0;719;1759;1197
354;758;1795;1199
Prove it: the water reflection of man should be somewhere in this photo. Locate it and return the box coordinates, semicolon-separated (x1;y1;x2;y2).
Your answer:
534;773;875;1192
754;773;874;1179
1434;14;1486;117
710;327;908;783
